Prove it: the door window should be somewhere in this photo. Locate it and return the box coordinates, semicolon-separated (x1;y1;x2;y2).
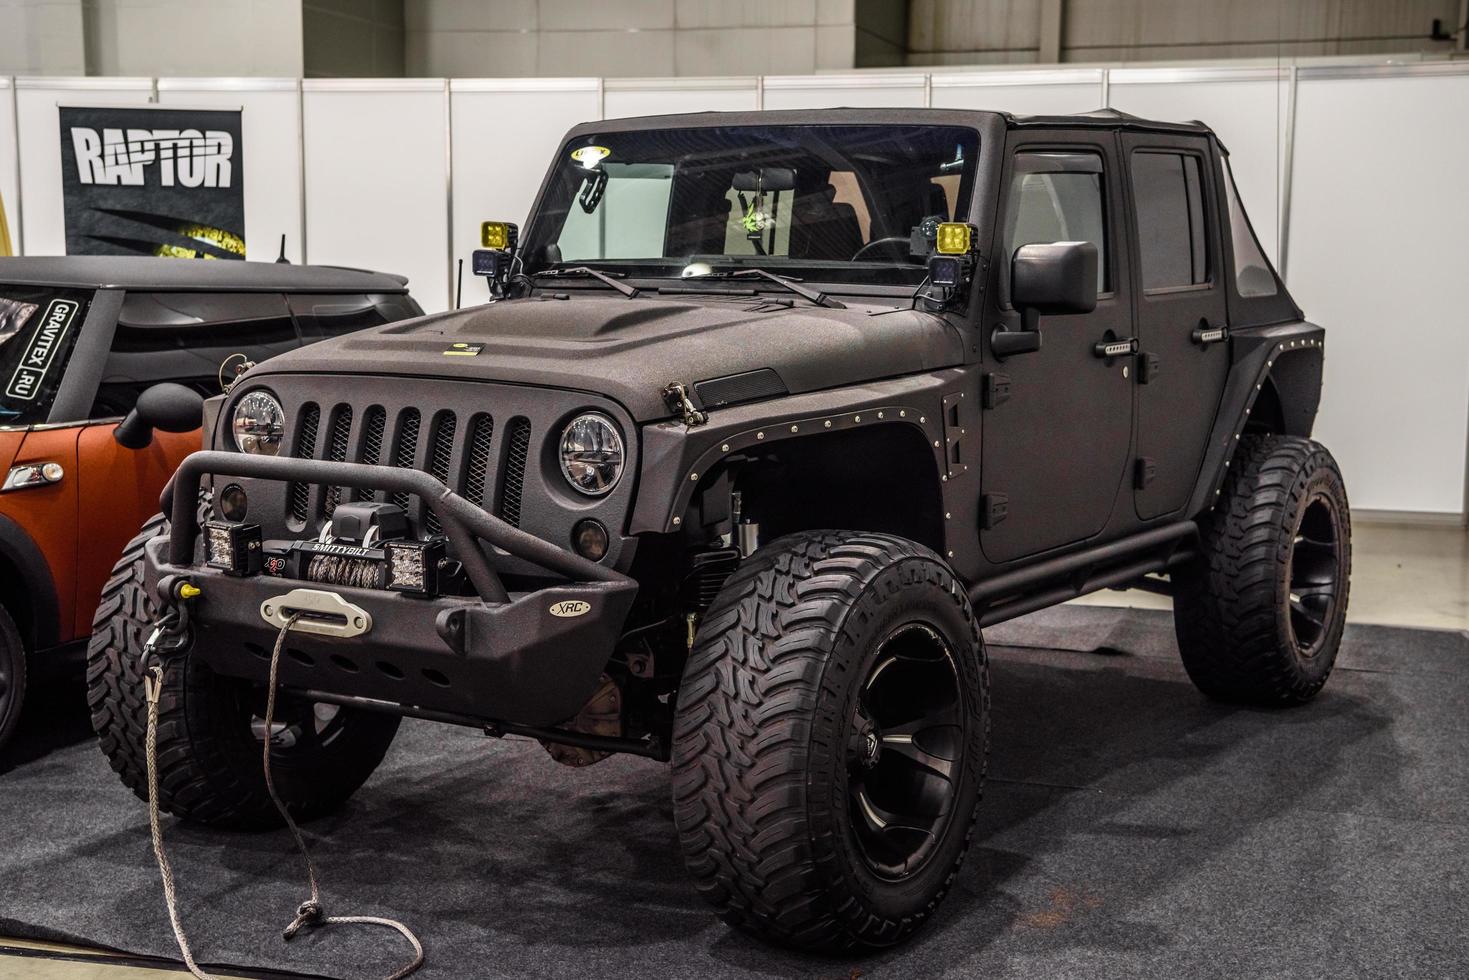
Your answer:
1002;152;1109;295
1131;151;1209;291
0;285;94;426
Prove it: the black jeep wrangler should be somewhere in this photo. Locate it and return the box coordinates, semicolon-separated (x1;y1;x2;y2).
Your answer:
90;108;1349;952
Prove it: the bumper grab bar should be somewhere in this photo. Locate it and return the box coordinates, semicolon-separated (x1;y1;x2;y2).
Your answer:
161;451;629;604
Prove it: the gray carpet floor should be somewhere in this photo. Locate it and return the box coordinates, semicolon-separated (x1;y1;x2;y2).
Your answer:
2;606;1466;979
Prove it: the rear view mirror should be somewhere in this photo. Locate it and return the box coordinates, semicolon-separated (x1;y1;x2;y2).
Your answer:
114;383;204;449
732;168;796;193
992;241;1099;359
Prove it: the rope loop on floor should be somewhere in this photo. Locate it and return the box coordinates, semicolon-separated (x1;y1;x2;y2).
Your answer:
143;611;425;980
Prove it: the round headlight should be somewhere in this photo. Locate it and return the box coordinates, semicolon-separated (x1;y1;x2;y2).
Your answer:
232;391;285;456
559;413;624;496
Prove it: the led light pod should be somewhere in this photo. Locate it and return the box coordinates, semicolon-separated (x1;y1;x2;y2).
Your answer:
935;222;976;255
386;538;447;598
203;521;263;576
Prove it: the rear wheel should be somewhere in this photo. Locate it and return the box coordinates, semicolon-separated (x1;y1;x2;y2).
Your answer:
671;531;989;951
87;513;400;828
0;605;26;753
1173;434;1352;705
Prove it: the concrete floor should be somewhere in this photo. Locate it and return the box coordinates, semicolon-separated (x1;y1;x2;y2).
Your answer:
3;520;1465;980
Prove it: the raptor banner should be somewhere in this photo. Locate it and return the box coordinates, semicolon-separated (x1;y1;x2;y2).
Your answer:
58;104;246;260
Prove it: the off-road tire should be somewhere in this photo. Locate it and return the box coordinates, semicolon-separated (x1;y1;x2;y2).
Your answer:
87;513;401;829
671;531;989;951
1174;434;1352;705
0;605;26;753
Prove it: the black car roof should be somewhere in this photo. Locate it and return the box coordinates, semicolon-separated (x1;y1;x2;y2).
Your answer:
0;256;409;293
581;106;1216;139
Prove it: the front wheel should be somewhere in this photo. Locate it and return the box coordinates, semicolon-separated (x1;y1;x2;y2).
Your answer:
671;531;989;951
1173;434;1352;705
86;513;401;829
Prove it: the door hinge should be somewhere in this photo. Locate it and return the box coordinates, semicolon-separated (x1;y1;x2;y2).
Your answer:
1134;457;1157;489
981;492;1009;529
1138;352;1161;384
982;372;1011;409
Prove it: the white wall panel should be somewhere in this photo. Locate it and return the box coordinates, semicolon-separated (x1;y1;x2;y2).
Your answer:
602;77;758;119
14;76;153;256
449;78;599;307
1286;65;1469;518
761;73;926;109
303;79;449;312
156;78;303;263
0;79;18;253
929;68;1103;116
1108;67;1288;261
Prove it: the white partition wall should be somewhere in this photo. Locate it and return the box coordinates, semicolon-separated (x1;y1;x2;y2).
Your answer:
157;78;304;264
1;79;18;252
1286;64;1469;519
603;77;759;119
762;73;927;110
450;78;599;307
1108;67;1289;261
15;76;154;256
930;68;1104;116
303;79;450;312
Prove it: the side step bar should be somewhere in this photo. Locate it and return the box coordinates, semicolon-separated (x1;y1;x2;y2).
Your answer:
969;521;1197;627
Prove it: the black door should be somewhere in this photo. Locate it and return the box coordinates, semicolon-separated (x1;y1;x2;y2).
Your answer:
979;134;1135;563
1122;134;1230;520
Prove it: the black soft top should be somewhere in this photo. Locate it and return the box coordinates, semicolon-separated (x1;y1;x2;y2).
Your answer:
586;106;1215;140
0;256;409;293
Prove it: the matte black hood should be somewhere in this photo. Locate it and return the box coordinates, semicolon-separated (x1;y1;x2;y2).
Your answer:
249;294;965;421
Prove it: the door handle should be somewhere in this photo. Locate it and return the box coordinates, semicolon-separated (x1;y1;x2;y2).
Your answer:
1192;323;1229;345
1093;337;1139;359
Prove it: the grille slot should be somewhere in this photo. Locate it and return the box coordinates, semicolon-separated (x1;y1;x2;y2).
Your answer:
322;406;353;519
424;411;457;535
463;413;495;508
287;403;321;526
390;408;421;513
356;405;387;503
500;418;531;528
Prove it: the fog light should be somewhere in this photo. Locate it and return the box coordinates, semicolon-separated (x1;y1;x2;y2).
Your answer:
219;483;249;521
203;521;263;576
386;538;447;597
572;519;609;562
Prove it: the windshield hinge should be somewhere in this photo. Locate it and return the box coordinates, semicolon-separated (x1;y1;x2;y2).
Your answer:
662;382;708;427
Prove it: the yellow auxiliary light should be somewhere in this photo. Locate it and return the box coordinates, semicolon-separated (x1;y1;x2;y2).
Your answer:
480;221;518;250
935;222;974;255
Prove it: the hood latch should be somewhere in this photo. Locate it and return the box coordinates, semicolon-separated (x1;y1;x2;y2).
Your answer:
662;382;708;427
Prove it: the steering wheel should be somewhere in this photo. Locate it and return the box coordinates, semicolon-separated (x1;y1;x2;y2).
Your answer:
851;236;913;263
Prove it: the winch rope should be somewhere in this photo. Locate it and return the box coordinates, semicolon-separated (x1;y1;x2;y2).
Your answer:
144;612;425;980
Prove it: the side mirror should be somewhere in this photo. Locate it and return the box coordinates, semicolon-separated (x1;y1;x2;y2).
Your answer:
992;241;1099;359
1012;241;1099;318
113;383;204;449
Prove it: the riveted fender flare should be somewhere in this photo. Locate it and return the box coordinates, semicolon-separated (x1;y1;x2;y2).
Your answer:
628;369;986;576
0;512;61;651
1187;320;1326;516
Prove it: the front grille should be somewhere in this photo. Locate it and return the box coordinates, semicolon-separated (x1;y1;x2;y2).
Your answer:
500;418;531;528
287;403;321;526
277;401;532;537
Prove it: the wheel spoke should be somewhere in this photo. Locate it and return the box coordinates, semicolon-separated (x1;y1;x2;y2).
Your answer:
881;730;958;782
854;786;940;841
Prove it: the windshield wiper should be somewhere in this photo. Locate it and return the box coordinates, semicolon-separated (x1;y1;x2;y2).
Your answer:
673;269;844;309
534;266;640;298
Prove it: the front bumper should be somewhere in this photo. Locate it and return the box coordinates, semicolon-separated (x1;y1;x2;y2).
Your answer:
149;451;638;727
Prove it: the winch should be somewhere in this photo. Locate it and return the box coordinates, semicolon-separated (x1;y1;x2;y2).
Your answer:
202;501;464;599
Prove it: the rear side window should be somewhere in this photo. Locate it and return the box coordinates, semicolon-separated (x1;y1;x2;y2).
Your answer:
1002;151;1109;295
0;286;94;426
1221;158;1278;298
1131;151;1208;290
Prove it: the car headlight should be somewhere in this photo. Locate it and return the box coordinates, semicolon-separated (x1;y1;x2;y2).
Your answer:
559;412;624;496
232;391;285;456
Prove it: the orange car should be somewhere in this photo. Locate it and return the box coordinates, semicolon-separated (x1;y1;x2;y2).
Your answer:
0;257;420;748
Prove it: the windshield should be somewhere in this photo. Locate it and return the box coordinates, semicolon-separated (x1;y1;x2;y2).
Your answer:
0;285;94;426
524;124;981;291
